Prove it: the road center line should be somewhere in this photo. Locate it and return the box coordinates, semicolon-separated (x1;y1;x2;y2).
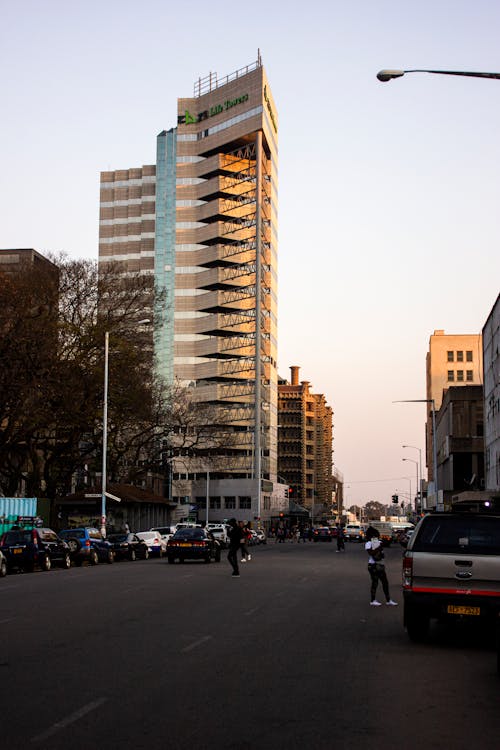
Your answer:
181;635;212;653
31;697;108;743
244;606;261;616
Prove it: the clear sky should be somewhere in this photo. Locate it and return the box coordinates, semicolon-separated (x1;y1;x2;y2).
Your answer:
2;0;499;507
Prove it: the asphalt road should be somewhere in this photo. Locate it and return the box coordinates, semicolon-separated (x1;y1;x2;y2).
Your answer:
1;541;499;750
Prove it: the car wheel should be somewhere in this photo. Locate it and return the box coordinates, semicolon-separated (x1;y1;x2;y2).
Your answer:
405;607;429;643
62;553;71;569
40;554;51;571
167;556;175;564
0;559;7;577
107;550;114;564
144;549;149;560
89;549;99;566
130;549;136;562
67;538;81;554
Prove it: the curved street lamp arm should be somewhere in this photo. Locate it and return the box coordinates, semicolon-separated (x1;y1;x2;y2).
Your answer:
378;68;500;82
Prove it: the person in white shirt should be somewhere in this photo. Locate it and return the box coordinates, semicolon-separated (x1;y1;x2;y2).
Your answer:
365;527;398;607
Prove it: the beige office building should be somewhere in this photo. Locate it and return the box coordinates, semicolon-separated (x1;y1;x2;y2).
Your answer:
426;330;483;488
99;56;280;525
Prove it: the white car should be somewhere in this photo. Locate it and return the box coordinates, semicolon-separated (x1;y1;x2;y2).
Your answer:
205;524;230;547
150;526;175;545
344;524;364;542
136;531;167;557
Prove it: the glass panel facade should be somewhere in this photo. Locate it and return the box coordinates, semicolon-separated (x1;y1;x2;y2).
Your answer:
155;128;177;383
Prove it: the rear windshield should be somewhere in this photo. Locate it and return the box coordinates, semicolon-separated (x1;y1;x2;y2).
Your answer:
412;516;500;555
60;530;85;540
2;531;32;544
173;529;205;540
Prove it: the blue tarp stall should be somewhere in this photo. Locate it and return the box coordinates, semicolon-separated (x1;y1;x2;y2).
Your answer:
0;498;37;535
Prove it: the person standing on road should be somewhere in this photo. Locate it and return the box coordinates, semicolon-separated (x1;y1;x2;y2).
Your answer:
365;527;398;607
240;521;252;562
227;519;244;577
336;523;345;552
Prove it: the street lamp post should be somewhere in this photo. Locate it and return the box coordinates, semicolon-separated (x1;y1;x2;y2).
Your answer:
403;445;422;511
402;458;418;514
377;69;500;82
393;399;439;510
101;319;150;537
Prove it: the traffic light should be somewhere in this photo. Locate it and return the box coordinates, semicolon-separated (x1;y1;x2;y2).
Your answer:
392;494;399;504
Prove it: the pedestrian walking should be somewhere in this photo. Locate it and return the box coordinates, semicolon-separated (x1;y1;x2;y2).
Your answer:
239;521;252;562
365;527;397;606
227;518;244;577
336;523;345;552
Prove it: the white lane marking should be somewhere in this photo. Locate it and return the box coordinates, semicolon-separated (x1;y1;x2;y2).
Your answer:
181;635;212;653
244;607;261;616
31;698;108;743
182;574;194;579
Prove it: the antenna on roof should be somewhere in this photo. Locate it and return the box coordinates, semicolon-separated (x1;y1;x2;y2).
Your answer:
258;48;262;66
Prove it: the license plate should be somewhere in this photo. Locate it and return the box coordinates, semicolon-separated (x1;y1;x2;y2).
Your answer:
447;605;480;616
13;548;23;554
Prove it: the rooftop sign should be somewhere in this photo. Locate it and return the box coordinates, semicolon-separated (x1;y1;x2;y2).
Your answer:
178;93;249;125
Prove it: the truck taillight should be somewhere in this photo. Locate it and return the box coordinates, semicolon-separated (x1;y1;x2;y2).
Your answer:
402;554;413;588
31;530;38;547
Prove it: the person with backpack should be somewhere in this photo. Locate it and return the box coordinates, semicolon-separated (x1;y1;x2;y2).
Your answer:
365;526;397;606
227;519;244;577
239;521;252;562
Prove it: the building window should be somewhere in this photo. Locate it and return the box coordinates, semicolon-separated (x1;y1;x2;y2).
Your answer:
447;371;454;381
239;496;251;510
224;496;236;509
466;351;473;362
457;351;464;362
466;370;473;382
457;370;464;381
209;496;221;510
447;351;454;362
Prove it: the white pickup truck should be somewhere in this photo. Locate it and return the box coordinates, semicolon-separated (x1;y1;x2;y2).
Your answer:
344;524;364;542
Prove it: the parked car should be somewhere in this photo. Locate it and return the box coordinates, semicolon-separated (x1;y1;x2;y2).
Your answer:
59;527;114;566
0;527;71;572
150;526;175;546
167;527;221;563
136;530;167;557
255;529;267;544
0;549;8;577
403;511;500;673
313;527;333;542
107;533;150;561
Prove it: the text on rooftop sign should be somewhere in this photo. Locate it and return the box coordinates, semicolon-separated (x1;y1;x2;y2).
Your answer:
178;93;249;125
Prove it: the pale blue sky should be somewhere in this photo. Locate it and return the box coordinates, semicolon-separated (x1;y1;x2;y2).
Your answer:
2;0;499;506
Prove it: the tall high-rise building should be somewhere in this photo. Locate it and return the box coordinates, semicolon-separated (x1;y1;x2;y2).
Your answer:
278;366;334;514
426;329;483;487
99;56;280;525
